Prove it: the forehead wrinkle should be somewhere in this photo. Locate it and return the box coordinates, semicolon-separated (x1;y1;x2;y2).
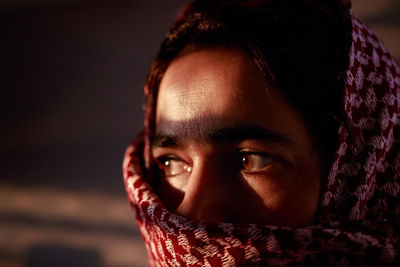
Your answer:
162;74;242;103
159;78;233;119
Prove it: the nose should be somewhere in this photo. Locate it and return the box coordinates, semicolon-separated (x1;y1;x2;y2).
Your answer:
175;158;229;223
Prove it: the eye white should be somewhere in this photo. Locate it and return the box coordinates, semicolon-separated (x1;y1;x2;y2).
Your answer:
242;153;273;171
160;158;191;177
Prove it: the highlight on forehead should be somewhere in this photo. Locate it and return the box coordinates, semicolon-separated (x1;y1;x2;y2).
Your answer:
158;46;268;95
152;117;292;147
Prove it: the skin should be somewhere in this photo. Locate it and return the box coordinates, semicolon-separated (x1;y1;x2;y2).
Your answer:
152;46;321;227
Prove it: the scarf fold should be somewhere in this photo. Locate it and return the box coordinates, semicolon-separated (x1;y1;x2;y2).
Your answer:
123;8;400;267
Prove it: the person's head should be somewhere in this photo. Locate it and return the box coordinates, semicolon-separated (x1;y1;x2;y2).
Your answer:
145;0;350;226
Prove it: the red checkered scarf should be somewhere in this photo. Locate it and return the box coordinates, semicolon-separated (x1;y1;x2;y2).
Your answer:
123;10;400;267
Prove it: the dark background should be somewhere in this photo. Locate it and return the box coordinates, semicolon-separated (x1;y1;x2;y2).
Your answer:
1;0;399;266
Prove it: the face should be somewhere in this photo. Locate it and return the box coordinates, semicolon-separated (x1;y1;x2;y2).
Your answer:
152;47;321;227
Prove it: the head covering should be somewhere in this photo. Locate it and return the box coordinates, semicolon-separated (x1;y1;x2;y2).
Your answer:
123;1;400;265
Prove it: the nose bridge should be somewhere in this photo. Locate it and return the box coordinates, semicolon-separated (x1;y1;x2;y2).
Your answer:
176;155;229;222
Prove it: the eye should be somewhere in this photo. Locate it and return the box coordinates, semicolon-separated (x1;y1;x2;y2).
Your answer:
157;156;192;177
240;151;274;172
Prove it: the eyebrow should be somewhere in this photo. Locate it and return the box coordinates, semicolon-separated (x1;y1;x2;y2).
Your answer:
152;125;292;148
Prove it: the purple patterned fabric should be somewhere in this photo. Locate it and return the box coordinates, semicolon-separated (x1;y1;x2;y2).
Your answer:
123;8;400;266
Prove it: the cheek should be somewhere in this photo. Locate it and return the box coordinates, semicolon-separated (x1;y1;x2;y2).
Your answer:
247;165;320;221
157;183;185;212
245;169;293;210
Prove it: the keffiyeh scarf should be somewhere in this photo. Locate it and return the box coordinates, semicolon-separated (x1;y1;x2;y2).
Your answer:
123;5;400;267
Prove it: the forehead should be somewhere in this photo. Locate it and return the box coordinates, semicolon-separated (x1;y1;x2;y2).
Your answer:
156;47;270;129
160;46;263;93
155;46;314;151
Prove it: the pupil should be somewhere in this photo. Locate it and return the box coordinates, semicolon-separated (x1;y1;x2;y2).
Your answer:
165;160;170;166
242;156;249;166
